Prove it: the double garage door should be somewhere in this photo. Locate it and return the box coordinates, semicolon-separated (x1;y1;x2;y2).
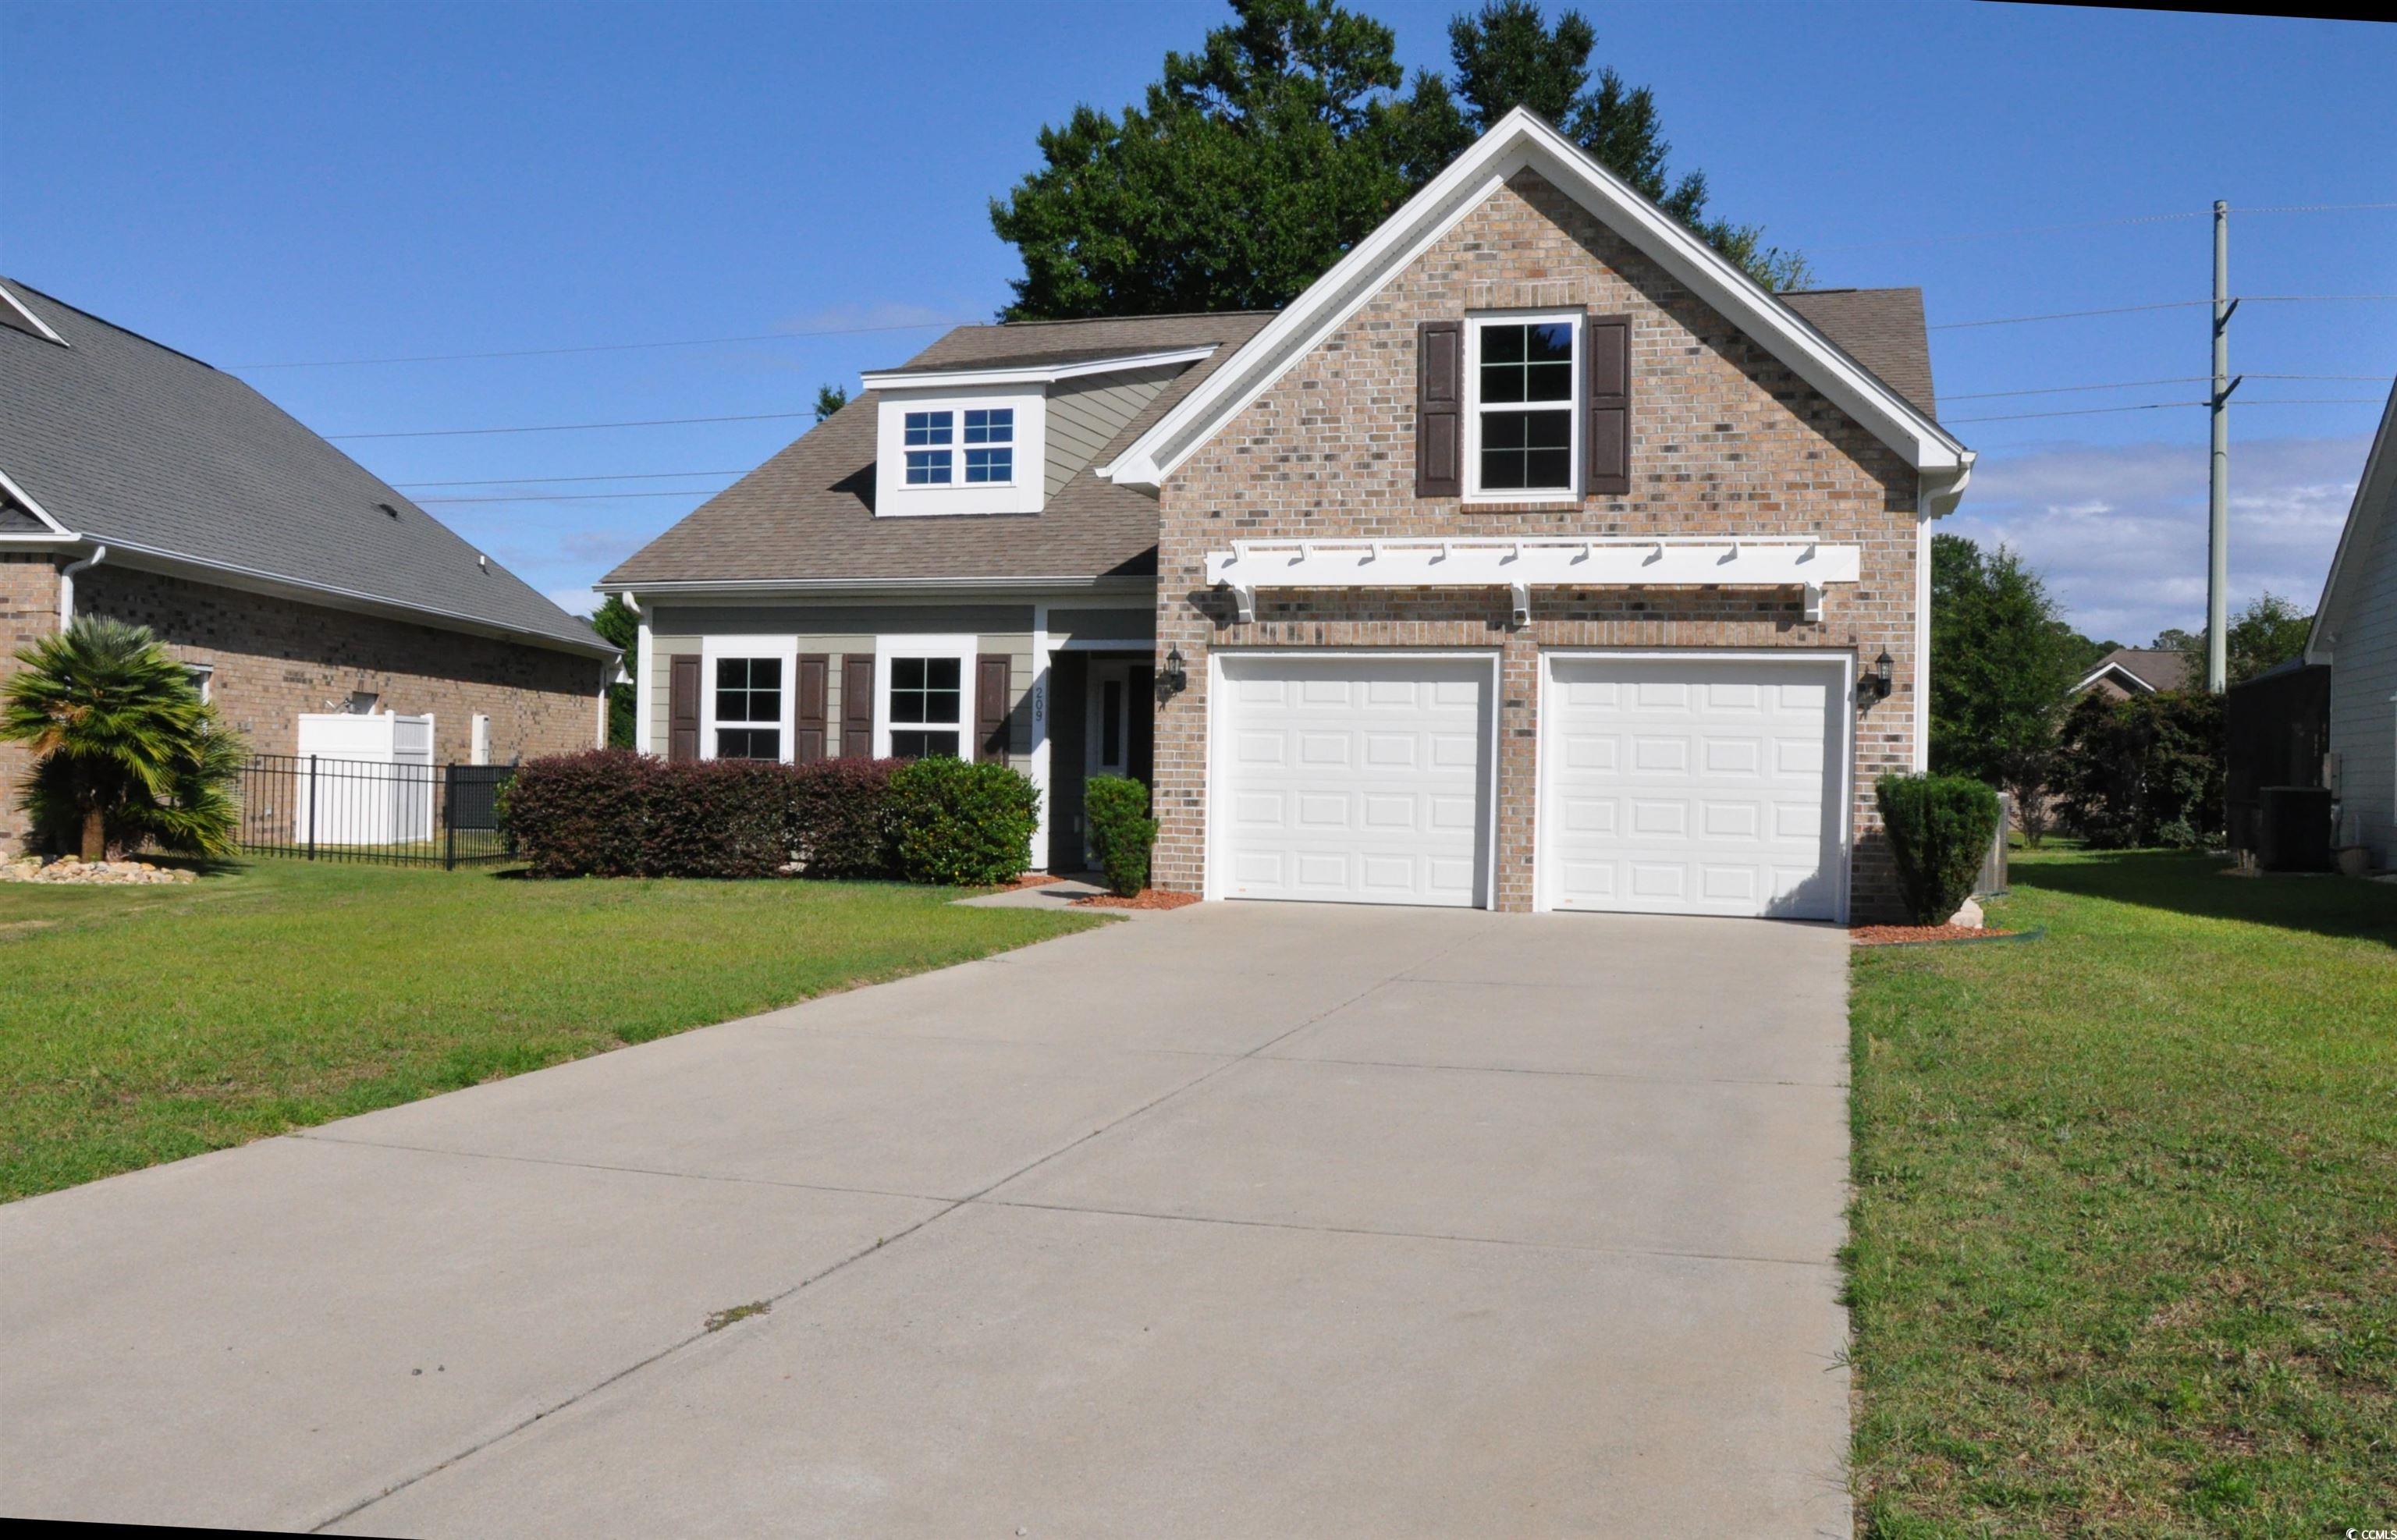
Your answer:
1213;653;1848;920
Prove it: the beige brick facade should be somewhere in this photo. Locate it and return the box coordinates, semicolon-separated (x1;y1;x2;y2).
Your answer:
1150;171;1926;921
2;559;607;854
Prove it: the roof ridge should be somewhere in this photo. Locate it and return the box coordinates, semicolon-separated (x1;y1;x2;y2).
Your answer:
0;275;222;372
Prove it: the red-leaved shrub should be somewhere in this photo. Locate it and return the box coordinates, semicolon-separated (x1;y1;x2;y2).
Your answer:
502;750;905;879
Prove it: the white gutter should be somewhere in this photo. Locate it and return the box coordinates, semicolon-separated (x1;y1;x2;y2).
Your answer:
58;544;106;628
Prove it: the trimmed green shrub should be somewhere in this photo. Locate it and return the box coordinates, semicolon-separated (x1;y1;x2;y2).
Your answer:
505;750;904;879
1875;772;2001;926
1084;775;1157;896
887;757;1039;886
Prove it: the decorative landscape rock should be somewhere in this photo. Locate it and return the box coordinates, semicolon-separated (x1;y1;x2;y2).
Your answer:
1;856;198;885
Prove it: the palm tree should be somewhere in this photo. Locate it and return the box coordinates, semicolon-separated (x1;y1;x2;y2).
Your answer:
2;616;246;860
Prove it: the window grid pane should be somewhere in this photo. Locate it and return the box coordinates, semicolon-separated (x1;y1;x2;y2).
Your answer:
888;656;963;743
1478;321;1575;406
964;446;1013;483
963;408;1013;445
890;729;961;761
903;411;953;446
713;657;783;728
1479;408;1572;492
904;449;952;484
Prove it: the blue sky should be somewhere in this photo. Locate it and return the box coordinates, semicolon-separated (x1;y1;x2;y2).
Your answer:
5;0;2391;645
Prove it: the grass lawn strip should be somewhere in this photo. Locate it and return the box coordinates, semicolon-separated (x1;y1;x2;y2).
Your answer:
0;858;1097;1201
1846;848;2396;1537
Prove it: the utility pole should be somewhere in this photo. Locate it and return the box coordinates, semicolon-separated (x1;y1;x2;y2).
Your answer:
2207;200;2239;693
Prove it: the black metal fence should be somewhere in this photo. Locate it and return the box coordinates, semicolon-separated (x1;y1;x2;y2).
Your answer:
236;754;517;868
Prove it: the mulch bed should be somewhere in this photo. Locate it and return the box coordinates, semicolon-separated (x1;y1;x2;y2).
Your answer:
1852;923;2021;946
1071;889;1202;911
988;871;1067;892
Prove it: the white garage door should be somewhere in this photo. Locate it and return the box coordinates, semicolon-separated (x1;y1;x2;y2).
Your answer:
1215;655;1493;907
1541;655;1847;920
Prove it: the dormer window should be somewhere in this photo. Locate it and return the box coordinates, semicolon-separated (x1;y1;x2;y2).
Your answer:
904;411;954;484
963;409;1014;483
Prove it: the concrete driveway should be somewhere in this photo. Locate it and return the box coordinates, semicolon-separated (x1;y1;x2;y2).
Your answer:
0;903;1852;1536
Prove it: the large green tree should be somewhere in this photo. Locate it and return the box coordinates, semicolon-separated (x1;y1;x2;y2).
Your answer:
990;0;1805;320
588;595;639;749
1928;534;2079;842
2159;591;2313;690
1432;0;1808;289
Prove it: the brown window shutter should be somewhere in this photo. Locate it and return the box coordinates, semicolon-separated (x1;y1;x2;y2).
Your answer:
840;655;875;758
667;655;701;762
1586;313;1631;497
794;654;829;763
1415;319;1463;497
975;654;1011;765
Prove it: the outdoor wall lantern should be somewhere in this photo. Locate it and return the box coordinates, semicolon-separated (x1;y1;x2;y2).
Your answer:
1861;649;1895;704
1157;645;1189;701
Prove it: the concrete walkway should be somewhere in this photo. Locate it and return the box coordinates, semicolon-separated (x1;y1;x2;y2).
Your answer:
0;903;1852;1537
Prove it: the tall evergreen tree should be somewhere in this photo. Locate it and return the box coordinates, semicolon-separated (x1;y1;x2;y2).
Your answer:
1928;534;2078;842
588;595;639;749
990;0;1806;320
1438;0;1808;289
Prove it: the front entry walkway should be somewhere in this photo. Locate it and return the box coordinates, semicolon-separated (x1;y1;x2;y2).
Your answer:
1;903;1853;1536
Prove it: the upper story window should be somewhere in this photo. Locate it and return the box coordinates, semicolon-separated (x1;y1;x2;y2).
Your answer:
904;410;954;484
1467;314;1579;499
962;408;1014;483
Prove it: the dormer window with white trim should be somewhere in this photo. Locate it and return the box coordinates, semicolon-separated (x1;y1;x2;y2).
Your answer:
904;411;954;484
1466;313;1579;501
962;408;1014;483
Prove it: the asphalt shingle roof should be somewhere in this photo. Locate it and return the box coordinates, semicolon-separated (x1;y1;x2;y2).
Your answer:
0;278;610;655
1775;287;1937;420
605;313;1277;587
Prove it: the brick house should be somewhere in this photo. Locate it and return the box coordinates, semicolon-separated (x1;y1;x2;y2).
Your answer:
0;277;617;856
608;109;1973;922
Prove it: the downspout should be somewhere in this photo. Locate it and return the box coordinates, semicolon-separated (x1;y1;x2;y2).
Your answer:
1912;455;1973;772
58;544;107;629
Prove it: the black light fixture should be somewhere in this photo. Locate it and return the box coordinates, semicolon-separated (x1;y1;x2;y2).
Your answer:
1863;649;1895;704
1157;644;1189;701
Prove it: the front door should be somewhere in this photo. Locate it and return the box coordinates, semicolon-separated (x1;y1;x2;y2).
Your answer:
1084;659;1135;864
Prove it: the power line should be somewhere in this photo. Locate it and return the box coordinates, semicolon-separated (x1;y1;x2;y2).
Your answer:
1942;371;2387;403
1809;201;2397;254
390;470;743;488
414;488;731;504
325;409;815;441
1948;396;2383;424
226;317;975;371
1931;300;2213;330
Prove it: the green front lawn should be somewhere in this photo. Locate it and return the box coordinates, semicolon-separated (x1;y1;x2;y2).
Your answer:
1848;848;2397;1536
0;858;1096;1201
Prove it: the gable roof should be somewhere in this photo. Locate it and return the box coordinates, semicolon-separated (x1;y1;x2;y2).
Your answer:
2072;647;2193;696
0;276;612;657
2306;375;2397;664
1101;108;1973;511
603;310;1275;590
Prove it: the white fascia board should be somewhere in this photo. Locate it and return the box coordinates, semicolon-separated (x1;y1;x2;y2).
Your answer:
2306;376;2397;664
1206;536;1859;592
0;461;78;538
0;281;69;346
2069;662;2155;696
1105;107;1970;490
859;346;1217;395
95;538;620;659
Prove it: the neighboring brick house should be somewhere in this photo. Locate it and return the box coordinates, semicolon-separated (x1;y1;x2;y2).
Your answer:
609;108;1973;922
0;277;616;856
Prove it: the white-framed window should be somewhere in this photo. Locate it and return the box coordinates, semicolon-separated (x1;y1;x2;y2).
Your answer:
700;637;797;761
962;407;1014;484
874;634;976;761
183;663;214;704
1465;312;1580;501
904;410;954;484
874;392;1045;516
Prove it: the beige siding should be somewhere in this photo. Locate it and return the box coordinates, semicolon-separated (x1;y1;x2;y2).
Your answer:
1044;364;1181;499
645;605;1038;764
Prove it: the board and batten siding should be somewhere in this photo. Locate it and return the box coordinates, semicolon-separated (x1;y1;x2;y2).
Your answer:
644;605;1037;761
1044;364;1183;499
2328;476;2397;864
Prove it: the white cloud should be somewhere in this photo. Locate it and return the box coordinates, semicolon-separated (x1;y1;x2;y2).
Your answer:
1949;432;2365;645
